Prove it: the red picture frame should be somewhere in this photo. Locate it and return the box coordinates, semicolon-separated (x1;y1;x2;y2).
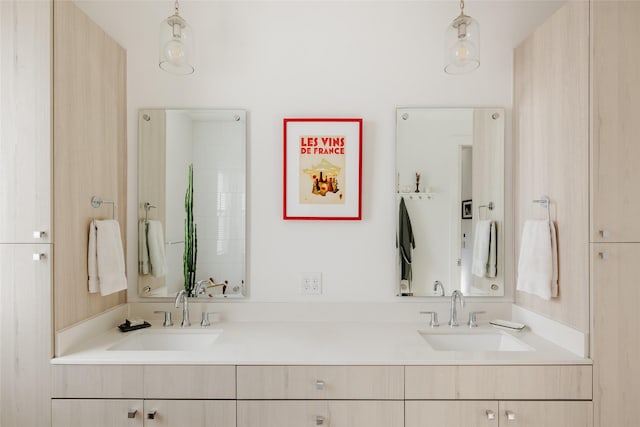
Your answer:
283;118;363;220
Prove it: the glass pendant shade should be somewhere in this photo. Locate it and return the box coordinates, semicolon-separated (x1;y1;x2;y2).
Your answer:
159;2;194;75
444;8;480;74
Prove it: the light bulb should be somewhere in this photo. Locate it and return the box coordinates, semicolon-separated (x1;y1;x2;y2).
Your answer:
449;39;477;66
164;38;186;66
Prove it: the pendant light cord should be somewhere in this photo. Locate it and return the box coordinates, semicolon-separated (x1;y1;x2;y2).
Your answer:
174;0;180;15
460;0;465;15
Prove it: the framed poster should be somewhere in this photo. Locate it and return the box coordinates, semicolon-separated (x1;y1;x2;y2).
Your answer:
283;118;363;220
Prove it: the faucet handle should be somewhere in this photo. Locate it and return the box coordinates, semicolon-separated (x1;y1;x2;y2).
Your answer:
153;310;173;327
420;311;440;328
201;311;217;328
467;311;486;328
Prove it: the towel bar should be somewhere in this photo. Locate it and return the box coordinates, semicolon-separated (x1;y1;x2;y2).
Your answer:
477;202;494;220
532;195;551;222
91;196;116;220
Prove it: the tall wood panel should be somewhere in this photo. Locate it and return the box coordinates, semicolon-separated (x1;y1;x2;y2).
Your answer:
513;1;590;332
0;245;52;427
0;0;51;243
53;0;127;331
591;1;640;242
592;244;640;426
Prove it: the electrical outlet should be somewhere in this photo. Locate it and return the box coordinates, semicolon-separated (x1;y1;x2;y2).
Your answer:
300;272;322;295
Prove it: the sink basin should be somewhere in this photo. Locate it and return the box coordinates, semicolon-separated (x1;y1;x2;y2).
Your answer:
108;330;222;351
419;330;534;352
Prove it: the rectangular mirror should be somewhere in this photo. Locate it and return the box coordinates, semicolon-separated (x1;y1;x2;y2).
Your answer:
138;109;246;299
396;108;504;297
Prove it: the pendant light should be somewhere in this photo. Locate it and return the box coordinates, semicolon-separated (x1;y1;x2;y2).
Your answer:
444;0;480;74
159;0;194;75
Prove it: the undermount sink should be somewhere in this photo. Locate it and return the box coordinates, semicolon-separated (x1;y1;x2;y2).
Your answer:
108;330;222;351
419;330;534;352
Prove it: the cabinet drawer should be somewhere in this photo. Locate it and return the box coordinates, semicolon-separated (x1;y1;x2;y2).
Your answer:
144;365;235;399
144;400;236;427
405;365;592;400
237;365;404;399
52;399;143;427
406;400;499;427
498;401;592;427
237;400;404;427
52;365;143;398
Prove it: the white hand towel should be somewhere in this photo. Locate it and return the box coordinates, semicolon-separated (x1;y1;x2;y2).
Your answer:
87;219;127;296
146;220;167;278
138;220;150;275
472;220;492;277
516;220;558;300
88;220;99;293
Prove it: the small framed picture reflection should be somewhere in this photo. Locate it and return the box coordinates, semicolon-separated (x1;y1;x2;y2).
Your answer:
462;199;472;219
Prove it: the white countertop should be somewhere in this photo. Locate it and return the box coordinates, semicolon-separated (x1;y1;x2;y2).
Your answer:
51;321;591;365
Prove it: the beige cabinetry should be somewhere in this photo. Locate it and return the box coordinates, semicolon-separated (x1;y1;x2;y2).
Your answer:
52;365;236;427
592;244;640;426
236;365;404;427
406;400;592;427
405;365;592;427
0;244;52;427
589;3;640;427
591;2;640;243
0;2;53;427
237;400;403;427
52;399;235;427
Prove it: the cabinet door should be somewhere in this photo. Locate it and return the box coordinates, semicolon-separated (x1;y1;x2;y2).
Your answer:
591;2;640;242
237;400;404;427
498;401;592;427
0;244;52;427
143;400;235;427
592;244;640;426
52;399;143;427
405;400;498;427
0;0;51;244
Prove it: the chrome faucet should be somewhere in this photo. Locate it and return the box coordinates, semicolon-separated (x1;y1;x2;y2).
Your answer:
194;280;209;297
175;290;191;327
448;290;465;327
433;281;445;296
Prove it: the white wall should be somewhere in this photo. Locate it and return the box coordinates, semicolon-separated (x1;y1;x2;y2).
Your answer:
75;0;563;304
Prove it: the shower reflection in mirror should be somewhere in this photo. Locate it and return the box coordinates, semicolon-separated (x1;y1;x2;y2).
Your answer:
138;109;246;299
396;108;504;297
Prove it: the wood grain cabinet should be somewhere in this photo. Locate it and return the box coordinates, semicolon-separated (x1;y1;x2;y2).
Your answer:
237;400;403;427
406;400;592;427
591;2;640;243
51;399;235;427
52;365;236;427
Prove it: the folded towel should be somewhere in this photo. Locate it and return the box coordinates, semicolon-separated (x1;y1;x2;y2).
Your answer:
88;219;127;296
146;220;167;278
472;220;497;278
138;220;150;275
516;220;558;300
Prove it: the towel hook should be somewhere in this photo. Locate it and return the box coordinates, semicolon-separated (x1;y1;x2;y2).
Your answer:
144;202;157;223
91;196;116;220
477;202;494;220
532;195;551;222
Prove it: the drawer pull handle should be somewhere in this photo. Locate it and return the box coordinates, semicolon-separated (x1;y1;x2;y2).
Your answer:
316;415;325;425
32;253;46;261
486;409;495;420
600;230;610;238
505;410;516;421
599;252;609;260
127;409;137;419
315;380;325;390
147;410;157;420
33;231;46;239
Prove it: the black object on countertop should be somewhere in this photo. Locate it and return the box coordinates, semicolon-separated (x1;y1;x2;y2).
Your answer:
118;320;151;332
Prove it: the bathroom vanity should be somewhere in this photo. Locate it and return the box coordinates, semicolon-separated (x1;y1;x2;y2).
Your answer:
51;320;592;427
